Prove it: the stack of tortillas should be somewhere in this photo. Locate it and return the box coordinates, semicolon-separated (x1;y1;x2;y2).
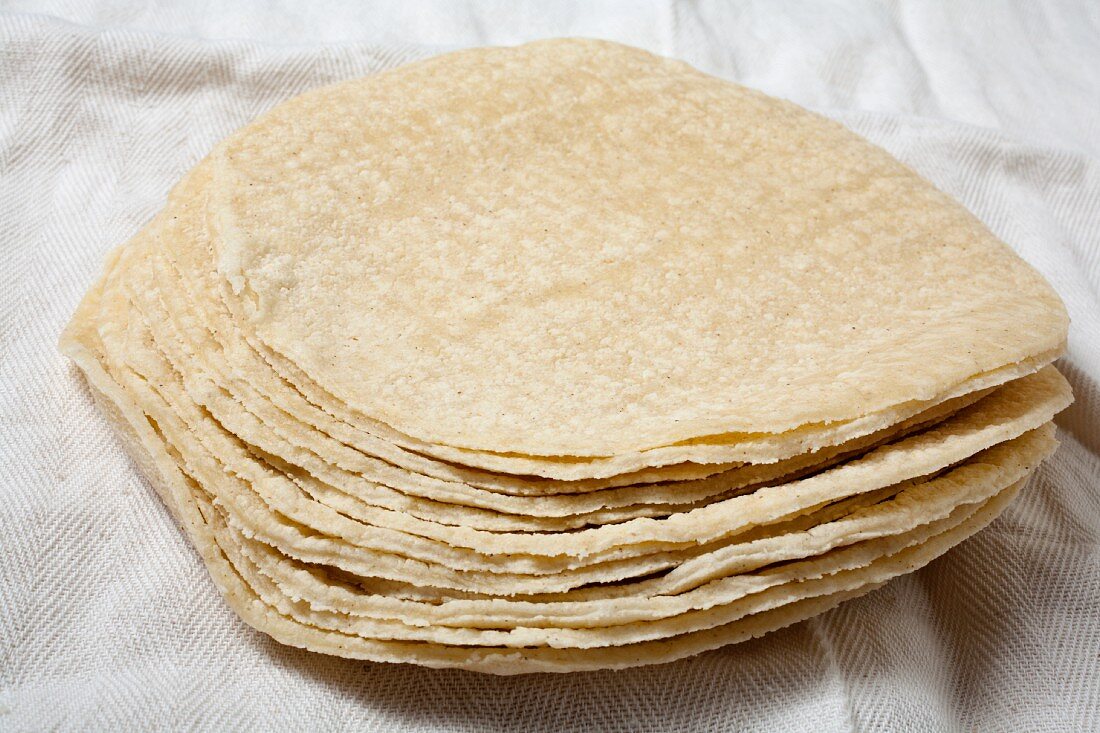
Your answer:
61;39;1072;675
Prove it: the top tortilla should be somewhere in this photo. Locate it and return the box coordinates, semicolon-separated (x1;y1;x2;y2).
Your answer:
209;38;1068;459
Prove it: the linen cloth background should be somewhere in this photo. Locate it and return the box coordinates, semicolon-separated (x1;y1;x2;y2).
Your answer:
1;1;1098;730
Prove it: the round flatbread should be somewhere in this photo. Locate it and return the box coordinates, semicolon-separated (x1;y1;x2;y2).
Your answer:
210;39;1067;466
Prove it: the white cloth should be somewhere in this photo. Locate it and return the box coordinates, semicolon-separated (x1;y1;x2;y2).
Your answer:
1;2;1098;730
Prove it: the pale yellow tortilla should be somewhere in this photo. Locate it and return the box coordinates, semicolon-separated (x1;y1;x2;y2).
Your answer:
209;39;1068;465
59;38;1073;673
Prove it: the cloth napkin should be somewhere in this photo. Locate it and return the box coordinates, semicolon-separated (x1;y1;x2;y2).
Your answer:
1;2;1097;730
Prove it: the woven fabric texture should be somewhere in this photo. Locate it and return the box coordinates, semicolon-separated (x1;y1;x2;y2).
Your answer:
1;2;1097;730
